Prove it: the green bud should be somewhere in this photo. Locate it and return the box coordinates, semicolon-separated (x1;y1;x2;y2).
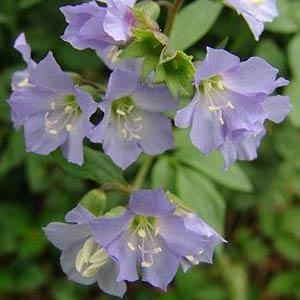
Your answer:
80;189;107;217
134;0;161;21
105;206;126;217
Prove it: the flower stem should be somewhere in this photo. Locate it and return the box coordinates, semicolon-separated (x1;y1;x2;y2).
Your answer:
164;0;184;36
99;182;133;194
132;156;155;190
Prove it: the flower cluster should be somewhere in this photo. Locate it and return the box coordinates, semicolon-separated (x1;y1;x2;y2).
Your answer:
44;189;225;296
7;0;292;298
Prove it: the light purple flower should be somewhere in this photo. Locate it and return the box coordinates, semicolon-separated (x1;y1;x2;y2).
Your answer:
175;47;290;168
61;0;137;52
90;189;223;290
225;0;278;40
8;36;97;165
88;69;177;169
43;205;126;298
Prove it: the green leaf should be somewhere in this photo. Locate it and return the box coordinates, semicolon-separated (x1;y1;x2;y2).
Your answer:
174;146;252;192
119;28;167;78
288;34;300;78
151;156;176;192
176;165;225;232
169;0;223;51
54;147;125;184
285;79;300;127
80;189;107;216
155;50;195;96
0;131;25;178
266;0;299;34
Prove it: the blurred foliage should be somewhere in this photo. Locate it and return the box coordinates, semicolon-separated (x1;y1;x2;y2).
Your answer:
0;0;300;300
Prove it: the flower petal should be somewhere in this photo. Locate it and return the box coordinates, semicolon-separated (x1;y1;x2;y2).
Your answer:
262;95;291;123
65;205;94;224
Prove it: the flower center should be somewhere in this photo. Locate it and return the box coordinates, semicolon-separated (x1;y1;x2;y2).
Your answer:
45;94;81;136
112;96;143;141
75;237;108;278
200;76;234;125
127;215;162;268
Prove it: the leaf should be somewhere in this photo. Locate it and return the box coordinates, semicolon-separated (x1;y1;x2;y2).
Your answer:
174;146;253;192
155;50;195;96
285;78;300;128
119;28;167;78
288;34;300;79
176;165;225;232
80;189;107;217
169;0;223;51
151;156;176;192
0;130;25;178
54;147;125;184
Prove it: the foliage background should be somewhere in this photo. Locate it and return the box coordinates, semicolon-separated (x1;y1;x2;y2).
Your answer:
1;0;300;299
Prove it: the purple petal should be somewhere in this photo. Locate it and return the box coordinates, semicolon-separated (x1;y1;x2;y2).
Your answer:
190;97;225;155
138;111;174;155
263;95;291;123
29;52;73;93
128;189;175;217
242;13;264;41
105;69;139;101
14;33;32;65
65;205;94;224
132;85;177;112
43;222;91;251
223;57;279;96
90;211;133;248
96;259;127;297
174;96;197;129
142;237;180;290
195;47;240;85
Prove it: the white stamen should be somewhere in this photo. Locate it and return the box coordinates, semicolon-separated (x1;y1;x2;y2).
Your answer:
127;242;136;251
185;255;199;265
66;124;73;132
133;117;143;122
48;129;58;135
50;102;56;110
198;248;204;255
141;261;153;268
64;105;73;114
116;108;126;116
152;247;162;254
217;80;224;90
18;78;29;88
154;227;159;236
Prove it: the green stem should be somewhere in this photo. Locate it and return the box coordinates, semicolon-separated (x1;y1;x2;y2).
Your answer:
164;0;184;36
132;156;155;190
99;182;133;194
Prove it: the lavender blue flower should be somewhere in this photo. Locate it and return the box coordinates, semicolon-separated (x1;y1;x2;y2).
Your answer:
61;0;136;53
90;189;224;290
175;47;290;168
224;0;278;40
43;205;126;297
8;35;97;165
88;69;176;169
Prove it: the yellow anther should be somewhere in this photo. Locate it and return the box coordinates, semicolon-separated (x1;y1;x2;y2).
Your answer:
138;229;146;238
127;242;136;251
141;261;153;268
116;108;126;116
18;78;29;88
50;102;56;110
66;124;73;132
152;247;162;254
64;105;73;114
48;129;58;135
252;0;263;5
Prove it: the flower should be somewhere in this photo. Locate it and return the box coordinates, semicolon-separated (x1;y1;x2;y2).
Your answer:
90;189;224;290
61;0;137;52
224;0;278;40
175;47;290;168
43;205;126;298
8;37;97;165
88;69;176;169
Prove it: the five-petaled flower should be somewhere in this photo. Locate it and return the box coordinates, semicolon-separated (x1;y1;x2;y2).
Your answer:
8;33;97;165
175;47;291;168
43;205;126;298
224;0;278;40
90;189;225;290
88;69;177;169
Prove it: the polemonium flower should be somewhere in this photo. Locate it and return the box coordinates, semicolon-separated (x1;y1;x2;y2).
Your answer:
43;205;126;297
224;0;278;40
175;47;290;168
61;0;137;52
90;189;223;290
8;50;97;165
88;69;176;169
